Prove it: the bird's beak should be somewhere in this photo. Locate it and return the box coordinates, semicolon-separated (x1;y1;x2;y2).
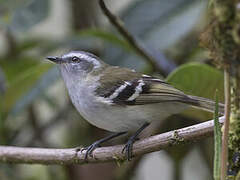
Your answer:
46;56;62;64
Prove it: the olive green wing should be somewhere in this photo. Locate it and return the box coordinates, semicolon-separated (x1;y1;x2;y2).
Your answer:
94;66;192;106
132;78;193;105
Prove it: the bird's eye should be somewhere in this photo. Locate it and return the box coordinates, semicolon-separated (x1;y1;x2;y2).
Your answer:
72;56;79;62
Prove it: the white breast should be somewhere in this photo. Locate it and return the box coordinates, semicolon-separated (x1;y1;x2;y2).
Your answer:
68;85;188;132
61;71;188;132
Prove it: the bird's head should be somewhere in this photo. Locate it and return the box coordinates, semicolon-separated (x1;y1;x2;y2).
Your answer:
47;51;105;79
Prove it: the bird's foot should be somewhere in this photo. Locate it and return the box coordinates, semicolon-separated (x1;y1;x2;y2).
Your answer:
76;132;127;161
122;136;136;161
122;122;150;161
77;141;101;161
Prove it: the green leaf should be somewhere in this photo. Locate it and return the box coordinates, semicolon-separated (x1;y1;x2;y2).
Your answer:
166;63;224;120
1;57;53;115
166;63;224;100
213;90;222;180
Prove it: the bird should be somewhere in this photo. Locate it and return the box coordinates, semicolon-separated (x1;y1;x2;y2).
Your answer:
47;51;224;161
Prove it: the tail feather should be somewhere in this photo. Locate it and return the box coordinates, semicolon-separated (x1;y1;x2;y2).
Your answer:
186;95;224;115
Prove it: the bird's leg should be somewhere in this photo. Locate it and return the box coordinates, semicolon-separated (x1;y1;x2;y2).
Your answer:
79;131;127;160
122;122;150;161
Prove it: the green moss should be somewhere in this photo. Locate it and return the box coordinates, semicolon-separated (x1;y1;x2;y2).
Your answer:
200;0;240;66
201;0;240;178
227;73;240;177
171;131;184;145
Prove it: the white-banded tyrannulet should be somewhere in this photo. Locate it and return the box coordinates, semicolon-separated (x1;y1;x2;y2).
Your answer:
47;51;224;160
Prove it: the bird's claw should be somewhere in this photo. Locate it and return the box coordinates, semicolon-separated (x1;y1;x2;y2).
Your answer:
122;137;135;161
77;142;100;161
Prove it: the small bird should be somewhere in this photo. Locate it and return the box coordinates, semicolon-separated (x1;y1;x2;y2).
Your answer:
47;51;224;161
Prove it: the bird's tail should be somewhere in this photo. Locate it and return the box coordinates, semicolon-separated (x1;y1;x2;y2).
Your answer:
186;95;224;115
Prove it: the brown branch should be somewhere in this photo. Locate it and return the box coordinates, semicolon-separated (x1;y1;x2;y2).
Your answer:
98;0;164;73
0;117;224;165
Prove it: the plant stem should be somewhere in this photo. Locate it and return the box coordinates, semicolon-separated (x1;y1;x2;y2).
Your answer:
221;68;231;180
214;90;221;180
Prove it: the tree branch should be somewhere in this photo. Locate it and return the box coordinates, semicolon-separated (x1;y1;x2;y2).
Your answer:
0;117;224;165
99;0;176;75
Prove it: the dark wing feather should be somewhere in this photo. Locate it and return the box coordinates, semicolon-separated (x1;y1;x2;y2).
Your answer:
132;78;193;105
94;66;142;104
94;66;193;106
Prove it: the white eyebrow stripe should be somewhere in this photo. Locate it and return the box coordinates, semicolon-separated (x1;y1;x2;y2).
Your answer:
63;51;101;68
127;79;145;101
78;53;101;68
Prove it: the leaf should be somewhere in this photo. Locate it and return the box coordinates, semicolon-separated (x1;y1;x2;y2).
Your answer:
213;90;222;180
1;57;53;115
166;63;224;120
166;63;224;100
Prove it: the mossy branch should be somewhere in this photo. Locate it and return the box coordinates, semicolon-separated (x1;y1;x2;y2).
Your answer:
200;0;240;178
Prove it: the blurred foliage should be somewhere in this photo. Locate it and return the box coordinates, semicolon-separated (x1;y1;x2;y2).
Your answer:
78;28;132;52
102;0;207;71
1;59;53;115
0;0;49;31
0;0;224;179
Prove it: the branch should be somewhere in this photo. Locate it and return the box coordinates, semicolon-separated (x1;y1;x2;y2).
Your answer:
98;0;176;75
0;117;224;165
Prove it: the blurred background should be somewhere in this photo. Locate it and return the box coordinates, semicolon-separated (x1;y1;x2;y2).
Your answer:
0;0;224;179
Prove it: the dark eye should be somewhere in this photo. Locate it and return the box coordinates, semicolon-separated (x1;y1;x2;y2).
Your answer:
72;56;79;62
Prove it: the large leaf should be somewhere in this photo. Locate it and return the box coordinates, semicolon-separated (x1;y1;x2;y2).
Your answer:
1;57;53;115
166;63;224;120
